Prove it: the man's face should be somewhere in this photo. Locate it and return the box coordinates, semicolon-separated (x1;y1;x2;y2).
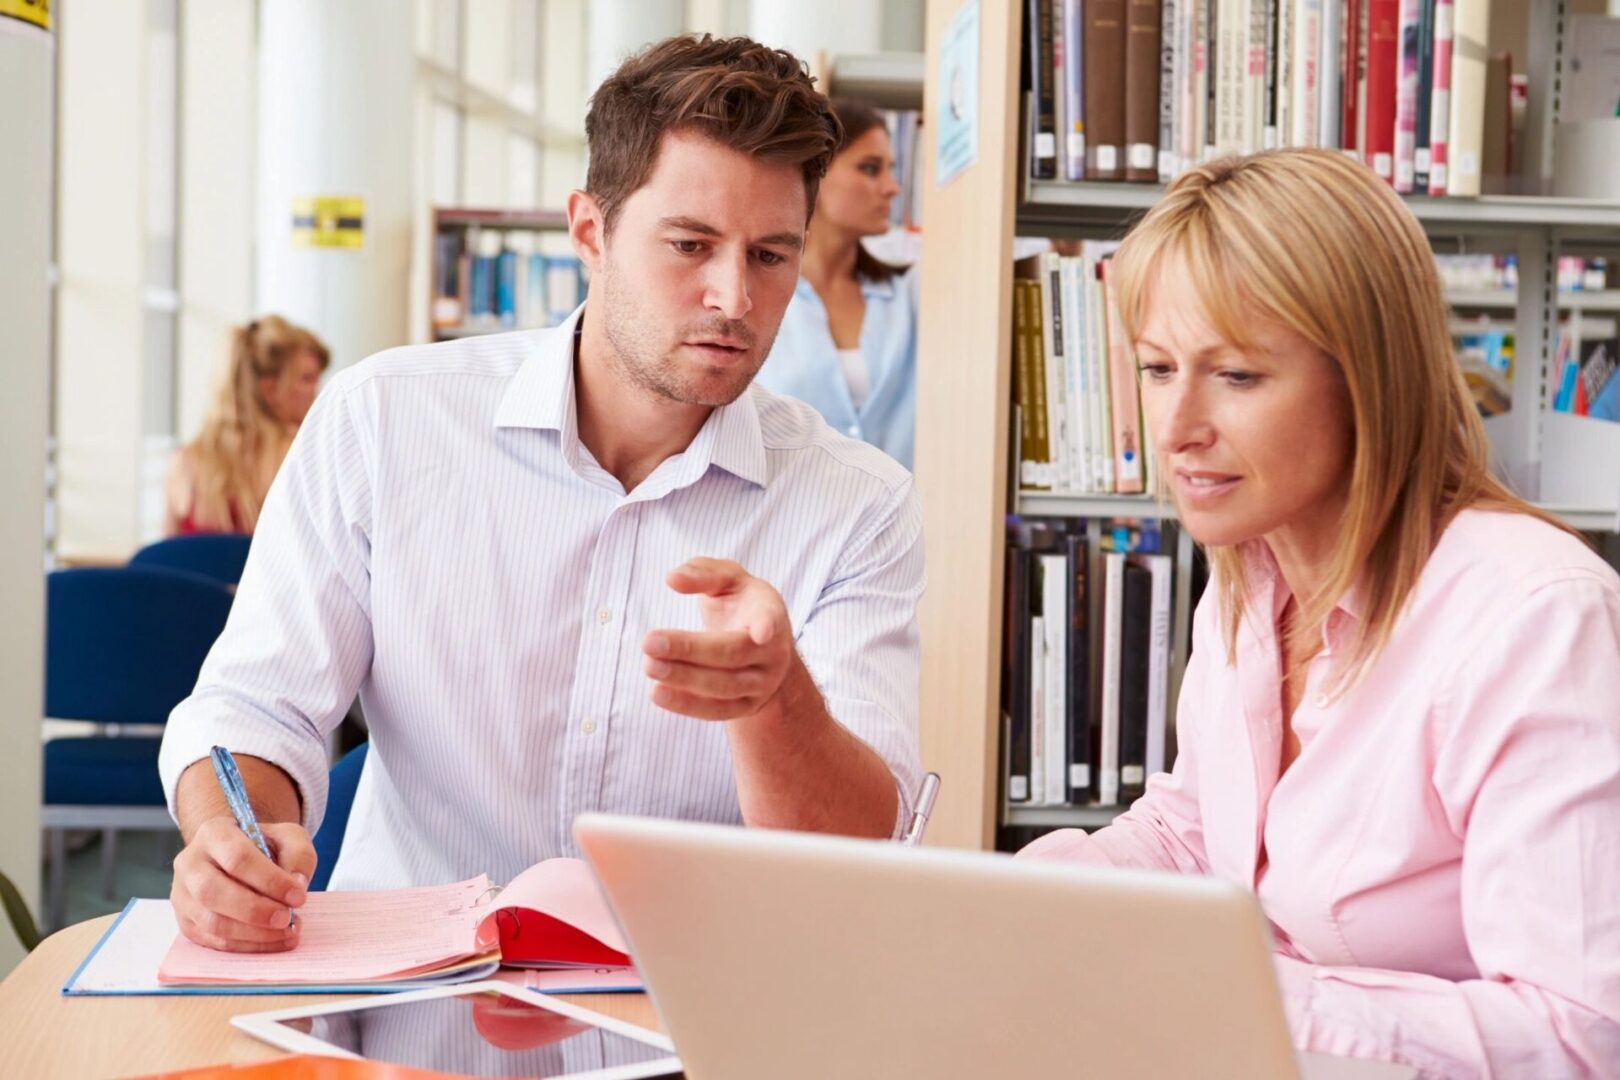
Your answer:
589;129;808;408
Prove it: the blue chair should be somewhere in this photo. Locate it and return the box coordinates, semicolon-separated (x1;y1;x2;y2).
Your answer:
129;534;252;587
311;741;368;891
42;566;234;929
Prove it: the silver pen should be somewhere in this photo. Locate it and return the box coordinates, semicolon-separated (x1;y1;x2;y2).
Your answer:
901;772;941;847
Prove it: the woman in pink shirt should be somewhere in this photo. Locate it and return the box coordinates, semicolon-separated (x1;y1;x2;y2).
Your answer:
1019;149;1620;1078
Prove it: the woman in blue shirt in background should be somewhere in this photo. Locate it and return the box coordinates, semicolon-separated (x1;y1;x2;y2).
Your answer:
757;98;919;470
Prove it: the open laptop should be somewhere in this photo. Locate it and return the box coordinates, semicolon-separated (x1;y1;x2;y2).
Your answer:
574;814;1416;1080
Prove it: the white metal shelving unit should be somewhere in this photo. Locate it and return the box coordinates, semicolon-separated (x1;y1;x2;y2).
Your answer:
998;1;1620;834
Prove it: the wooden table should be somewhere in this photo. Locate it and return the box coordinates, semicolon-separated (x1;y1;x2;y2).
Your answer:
0;915;665;1078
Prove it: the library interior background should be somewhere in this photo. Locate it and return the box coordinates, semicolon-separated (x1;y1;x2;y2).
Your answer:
3;0;1620;980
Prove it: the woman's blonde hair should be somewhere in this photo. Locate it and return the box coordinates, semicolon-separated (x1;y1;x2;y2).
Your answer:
1111;148;1572;693
186;315;329;532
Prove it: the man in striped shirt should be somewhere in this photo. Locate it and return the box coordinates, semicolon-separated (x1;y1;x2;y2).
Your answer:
159;34;924;954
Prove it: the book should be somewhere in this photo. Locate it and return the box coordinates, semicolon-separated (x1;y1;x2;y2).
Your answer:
1426;0;1454;194
65;861;636;996
1393;0;1421;193
1445;0;1490;196
1040;552;1071;804
1125;0;1164;181
1085;0;1128;179
1065;532;1095;802
1098;551;1126;806
1062;0;1087;178
1030;0;1060;179
1118;560;1153;801
1363;0;1399;179
1412;0;1436;189
1004;547;1033;803
1100;259;1146;494
1136;552;1174;778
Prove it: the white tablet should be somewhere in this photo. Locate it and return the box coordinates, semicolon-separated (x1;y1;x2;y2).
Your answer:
231;980;681;1079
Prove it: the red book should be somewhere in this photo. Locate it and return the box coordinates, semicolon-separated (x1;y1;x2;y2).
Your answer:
1362;0;1401;182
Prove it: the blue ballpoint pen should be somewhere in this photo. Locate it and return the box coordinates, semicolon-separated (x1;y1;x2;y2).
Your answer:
210;745;297;927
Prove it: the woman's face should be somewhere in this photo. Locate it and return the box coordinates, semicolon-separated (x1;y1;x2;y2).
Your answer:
815;125;901;238
261;350;324;426
1133;260;1355;559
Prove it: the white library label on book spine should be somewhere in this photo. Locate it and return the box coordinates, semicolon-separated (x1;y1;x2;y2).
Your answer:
1095;145;1119;172
1128;143;1156;170
1070;764;1091;789
1068;132;1086;158
1009;776;1029;802
1373;152;1393;179
1431;163;1448;189
1415;148;1431;173
1035;132;1057;159
1122;765;1146;785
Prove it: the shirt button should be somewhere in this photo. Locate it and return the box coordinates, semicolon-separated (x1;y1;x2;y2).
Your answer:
596;607;612;624
581;719;598;735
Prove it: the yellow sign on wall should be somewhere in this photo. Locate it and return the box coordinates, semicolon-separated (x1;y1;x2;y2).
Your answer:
291;196;365;251
0;0;52;32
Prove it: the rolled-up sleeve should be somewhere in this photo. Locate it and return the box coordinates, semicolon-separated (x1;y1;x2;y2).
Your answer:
793;476;925;838
159;375;376;836
1275;574;1620;1078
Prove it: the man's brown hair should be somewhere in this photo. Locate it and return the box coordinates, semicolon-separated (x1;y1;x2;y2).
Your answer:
585;34;841;233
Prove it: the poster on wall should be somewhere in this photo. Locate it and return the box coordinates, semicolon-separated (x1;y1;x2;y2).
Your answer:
935;0;980;188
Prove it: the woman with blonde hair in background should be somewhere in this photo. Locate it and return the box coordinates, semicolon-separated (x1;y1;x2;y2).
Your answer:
1020;149;1620;1076
163;315;329;536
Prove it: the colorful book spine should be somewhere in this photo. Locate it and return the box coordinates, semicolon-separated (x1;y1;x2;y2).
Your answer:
1063;0;1087;179
1364;0;1400;180
1393;0;1421;192
1445;0;1490;196
1100;259;1146;494
1085;0;1129;179
1030;0;1059;179
1125;0;1164;180
1426;0;1454;194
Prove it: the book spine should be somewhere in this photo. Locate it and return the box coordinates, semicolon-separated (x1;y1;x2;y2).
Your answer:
1065;533;1094;802
1364;0;1400;180
1347;0;1360;153
1215;0;1242;155
1101;259;1146;494
1030;612;1047;805
1126;0;1164;180
1159;0;1180;182
1178;0;1201;169
1059;257;1093;492
1013;282;1040;489
1041;553;1070;805
1317;0;1342;147
1198;0;1211;165
1413;0;1437;189
1052;0;1069;186
1040;253;1073;489
1263;0;1281;148
1276;0;1294;146
1393;0;1421;193
1142;553;1173;777
1031;0;1059;179
1063;0;1087;178
1099;552;1125;806
1203;0;1220;159
1290;0;1322;147
1089;262;1116;491
1427;0;1453;194
1085;0;1129;178
1005;549;1032;802
1246;0;1270;154
1119;561;1152;802
1339;0;1362;152
496;248;518;328
1445;0;1489;196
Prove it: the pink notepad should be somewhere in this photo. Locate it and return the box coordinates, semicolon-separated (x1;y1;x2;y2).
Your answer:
157;859;632;988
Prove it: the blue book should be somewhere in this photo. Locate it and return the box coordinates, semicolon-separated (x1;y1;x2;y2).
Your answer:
495;248;519;328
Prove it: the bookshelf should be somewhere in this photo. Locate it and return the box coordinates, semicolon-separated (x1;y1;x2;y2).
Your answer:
914;0;1620;851
429;208;575;342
